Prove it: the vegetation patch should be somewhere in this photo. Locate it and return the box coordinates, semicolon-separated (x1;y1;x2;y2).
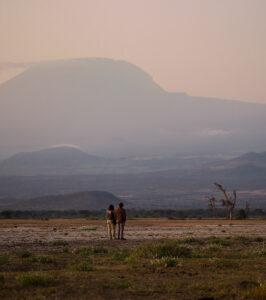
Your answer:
131;240;192;259
243;283;266;299
235;236;253;244
110;249;130;261
26;255;54;264
239;280;260;290
72;260;93;272
257;250;266;257
17;273;56;287
81;226;98;231
116;280;130;289
76;246;108;257
0;274;4;288
254;237;264;243
211;258;240;269
0;255;9;265
207;237;232;247
149;257;179;268
16;250;32;258
182;237;205;245
75;246;108;257
51;240;68;246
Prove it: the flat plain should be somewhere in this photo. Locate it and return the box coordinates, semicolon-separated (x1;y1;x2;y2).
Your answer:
0;218;266;299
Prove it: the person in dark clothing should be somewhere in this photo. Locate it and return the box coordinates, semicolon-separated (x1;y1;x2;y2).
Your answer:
106;204;116;239
115;202;127;240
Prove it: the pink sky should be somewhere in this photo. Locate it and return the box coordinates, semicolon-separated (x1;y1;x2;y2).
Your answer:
0;0;265;102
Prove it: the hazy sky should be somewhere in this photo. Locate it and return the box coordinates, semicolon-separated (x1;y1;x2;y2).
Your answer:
0;0;266;102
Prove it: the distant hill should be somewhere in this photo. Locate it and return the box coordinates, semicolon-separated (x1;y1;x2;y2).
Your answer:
0;146;218;176
0;191;120;211
0;151;266;208
0;146;106;175
1;57;266;158
0;152;266;208
209;151;266;170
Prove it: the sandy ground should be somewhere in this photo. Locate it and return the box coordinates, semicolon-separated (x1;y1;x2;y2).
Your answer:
1;218;266;246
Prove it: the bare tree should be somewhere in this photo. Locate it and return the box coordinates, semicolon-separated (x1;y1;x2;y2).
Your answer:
214;182;237;220
245;201;250;218
207;196;216;218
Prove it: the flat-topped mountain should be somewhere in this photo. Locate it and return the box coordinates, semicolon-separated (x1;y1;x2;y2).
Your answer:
1;58;266;157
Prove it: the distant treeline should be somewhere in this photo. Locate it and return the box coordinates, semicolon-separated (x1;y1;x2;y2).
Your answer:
0;208;265;219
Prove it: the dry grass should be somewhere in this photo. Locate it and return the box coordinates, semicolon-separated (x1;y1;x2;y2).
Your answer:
0;225;266;299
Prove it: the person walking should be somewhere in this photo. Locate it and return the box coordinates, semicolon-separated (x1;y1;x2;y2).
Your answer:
106;204;116;240
115;202;127;240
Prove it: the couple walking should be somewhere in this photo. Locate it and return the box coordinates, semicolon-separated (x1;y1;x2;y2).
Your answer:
106;202;126;240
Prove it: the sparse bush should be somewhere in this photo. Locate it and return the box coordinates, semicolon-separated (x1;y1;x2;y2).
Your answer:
17;273;56;287
81;227;98;231
182;237;205;245
235;236;252;244
131;240;192;259
16;250;32;258
239;280;260;290
0;274;4;288
73;260;93;272
76;246;108;257
200;244;223;258
75;247;92;257
124;255;138;265
51;240;68;246
150;257;179;268
0;255;9;265
92;246;108;254
26;255;54;264
256;250;266;257
116;280;130;289
211;258;240;269
207;237;232;247
243;283;266;299
62;246;69;253
110;249;130;261
254;237;264;243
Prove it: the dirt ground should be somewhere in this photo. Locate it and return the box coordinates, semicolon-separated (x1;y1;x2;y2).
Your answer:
1;218;266;246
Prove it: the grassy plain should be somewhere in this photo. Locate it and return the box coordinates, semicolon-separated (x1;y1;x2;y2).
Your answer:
0;219;266;299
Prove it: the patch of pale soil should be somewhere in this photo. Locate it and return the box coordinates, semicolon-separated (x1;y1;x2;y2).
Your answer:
0;219;266;245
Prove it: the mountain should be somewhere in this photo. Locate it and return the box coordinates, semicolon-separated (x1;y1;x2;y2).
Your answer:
0;146;106;175
0;191;120;210
1;57;266;157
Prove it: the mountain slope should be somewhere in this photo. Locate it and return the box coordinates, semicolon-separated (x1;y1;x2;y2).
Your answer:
1;58;266;157
0;146;106;175
0;191;120;210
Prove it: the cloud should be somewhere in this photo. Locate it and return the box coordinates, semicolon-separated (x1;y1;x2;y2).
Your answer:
199;128;234;137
